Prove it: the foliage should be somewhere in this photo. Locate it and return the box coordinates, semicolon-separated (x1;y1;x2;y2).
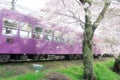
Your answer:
94;59;120;80
56;66;84;80
55;59;120;80
0;59;120;80
0;72;44;80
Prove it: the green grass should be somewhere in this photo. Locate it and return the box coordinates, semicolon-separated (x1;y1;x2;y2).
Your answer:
94;59;120;80
54;59;120;80
0;72;44;80
56;66;84;80
0;58;120;80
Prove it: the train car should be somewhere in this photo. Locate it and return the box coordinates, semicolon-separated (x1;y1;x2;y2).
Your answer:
0;9;100;62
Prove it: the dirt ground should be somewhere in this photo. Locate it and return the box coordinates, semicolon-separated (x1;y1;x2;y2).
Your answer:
0;60;82;78
47;72;70;80
0;58;110;79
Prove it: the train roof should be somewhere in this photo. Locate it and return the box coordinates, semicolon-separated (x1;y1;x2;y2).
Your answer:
0;9;41;25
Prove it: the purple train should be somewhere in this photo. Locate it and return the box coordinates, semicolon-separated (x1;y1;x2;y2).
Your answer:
0;9;100;62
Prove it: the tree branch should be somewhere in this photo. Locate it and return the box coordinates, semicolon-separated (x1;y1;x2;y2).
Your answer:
61;0;85;28
60;20;79;24
61;0;66;7
92;0;111;31
41;9;85;28
54;12;85;25
61;0;76;18
79;0;92;6
79;0;85;4
75;0;83;5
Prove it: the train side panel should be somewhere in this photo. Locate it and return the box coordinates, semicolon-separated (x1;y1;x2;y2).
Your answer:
0;9;100;56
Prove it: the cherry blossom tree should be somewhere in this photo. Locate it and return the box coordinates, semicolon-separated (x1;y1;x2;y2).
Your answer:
96;4;120;73
42;0;110;80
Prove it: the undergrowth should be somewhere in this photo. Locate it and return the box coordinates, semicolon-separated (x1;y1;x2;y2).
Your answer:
0;58;120;80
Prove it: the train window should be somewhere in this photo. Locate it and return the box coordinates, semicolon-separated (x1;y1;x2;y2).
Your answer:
60;33;65;43
54;31;61;42
19;22;32;38
43;29;53;41
2;19;18;36
68;33;75;44
62;34;69;44
33;26;43;39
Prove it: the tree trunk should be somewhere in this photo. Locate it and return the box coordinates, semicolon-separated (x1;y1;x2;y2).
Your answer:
80;1;111;80
83;39;96;80
114;54;120;74
82;8;96;80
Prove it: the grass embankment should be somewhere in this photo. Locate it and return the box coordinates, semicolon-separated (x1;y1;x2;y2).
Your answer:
56;59;120;80
0;58;120;80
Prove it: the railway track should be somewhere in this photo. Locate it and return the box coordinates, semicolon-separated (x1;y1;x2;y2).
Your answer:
0;59;80;64
0;57;113;65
